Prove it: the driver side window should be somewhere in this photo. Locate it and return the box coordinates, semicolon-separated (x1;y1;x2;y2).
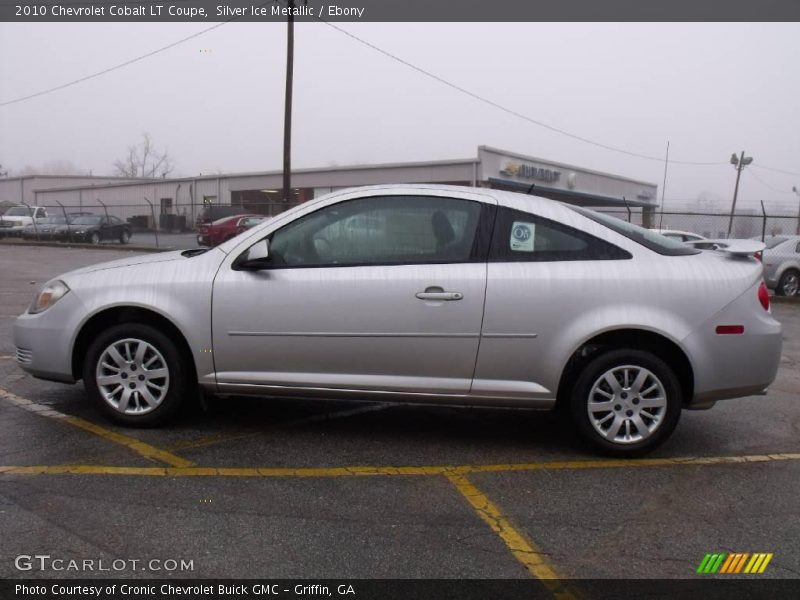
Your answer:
269;195;482;267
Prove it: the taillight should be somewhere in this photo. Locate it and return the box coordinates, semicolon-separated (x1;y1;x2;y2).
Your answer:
755;251;762;262
716;325;744;335
758;281;770;311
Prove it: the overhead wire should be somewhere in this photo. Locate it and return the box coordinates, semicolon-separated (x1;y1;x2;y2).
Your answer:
1;12;798;179
0;1;277;107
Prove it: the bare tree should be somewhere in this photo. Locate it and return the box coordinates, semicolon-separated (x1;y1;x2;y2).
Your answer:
113;133;174;178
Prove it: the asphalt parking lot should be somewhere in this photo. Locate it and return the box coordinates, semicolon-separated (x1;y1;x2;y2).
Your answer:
1;246;799;585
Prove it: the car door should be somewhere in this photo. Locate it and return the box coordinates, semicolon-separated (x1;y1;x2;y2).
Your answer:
211;191;494;396
472;205;633;403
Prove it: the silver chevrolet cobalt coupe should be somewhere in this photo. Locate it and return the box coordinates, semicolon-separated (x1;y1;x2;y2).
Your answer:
14;185;782;456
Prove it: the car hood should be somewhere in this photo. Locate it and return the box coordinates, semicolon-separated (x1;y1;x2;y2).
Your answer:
61;250;191;278
0;216;28;224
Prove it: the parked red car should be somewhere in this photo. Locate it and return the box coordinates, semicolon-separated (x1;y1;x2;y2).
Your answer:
197;214;265;247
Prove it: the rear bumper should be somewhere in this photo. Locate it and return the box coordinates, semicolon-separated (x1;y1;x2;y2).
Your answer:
683;300;782;406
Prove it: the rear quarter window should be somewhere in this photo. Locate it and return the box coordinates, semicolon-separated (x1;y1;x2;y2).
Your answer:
490;207;631;262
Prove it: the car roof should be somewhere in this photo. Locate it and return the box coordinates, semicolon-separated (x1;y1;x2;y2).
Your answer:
212;213;260;225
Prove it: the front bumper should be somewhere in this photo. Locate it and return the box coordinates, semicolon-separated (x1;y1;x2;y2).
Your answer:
0;225;25;236
13;291;88;384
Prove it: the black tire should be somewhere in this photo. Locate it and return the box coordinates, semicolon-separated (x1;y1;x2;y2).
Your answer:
89;231;100;245
83;323;190;427
569;349;682;457
119;229;130;244
776;270;799;297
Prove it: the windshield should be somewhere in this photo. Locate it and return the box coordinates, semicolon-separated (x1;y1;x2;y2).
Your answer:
40;216;67;225
764;236;789;249
4;207;31;216
71;215;103;226
569;206;701;256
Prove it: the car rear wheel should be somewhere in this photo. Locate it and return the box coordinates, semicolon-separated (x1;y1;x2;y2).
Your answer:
570;349;682;457
119;230;130;244
83;323;189;426
777;270;799;297
89;232;100;245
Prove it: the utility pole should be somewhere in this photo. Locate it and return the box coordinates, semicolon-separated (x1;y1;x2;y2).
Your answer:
282;0;296;205
727;151;753;238
793;186;800;235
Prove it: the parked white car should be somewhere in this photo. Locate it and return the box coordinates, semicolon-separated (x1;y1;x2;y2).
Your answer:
655;229;707;243
655;229;721;250
0;205;48;236
762;235;800;296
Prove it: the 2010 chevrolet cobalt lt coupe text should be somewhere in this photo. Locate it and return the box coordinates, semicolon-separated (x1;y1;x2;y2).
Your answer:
13;185;782;456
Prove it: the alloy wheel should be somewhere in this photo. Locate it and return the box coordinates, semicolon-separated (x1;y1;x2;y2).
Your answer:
95;338;170;415
587;365;667;444
782;272;799;296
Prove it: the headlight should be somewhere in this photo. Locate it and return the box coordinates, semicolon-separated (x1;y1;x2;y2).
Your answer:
29;280;70;314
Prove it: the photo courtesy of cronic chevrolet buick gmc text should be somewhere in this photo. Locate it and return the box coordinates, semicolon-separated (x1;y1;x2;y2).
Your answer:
13;185;782;456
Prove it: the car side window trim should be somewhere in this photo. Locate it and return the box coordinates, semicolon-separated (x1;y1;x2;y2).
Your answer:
237;195;495;270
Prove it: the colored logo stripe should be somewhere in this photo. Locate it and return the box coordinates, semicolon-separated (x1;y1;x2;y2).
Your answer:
698;552;773;574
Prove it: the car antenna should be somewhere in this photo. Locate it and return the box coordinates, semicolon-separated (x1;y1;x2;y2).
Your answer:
526;183;535;195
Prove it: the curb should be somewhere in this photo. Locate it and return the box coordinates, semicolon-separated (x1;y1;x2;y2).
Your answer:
0;239;169;253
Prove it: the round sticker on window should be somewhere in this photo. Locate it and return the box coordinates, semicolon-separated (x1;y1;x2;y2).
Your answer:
510;221;535;252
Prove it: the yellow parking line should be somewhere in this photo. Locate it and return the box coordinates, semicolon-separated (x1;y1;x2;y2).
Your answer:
62;415;194;468
0;387;193;468
446;474;576;598
2;450;798;478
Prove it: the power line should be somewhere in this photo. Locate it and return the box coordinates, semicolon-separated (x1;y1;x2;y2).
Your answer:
317;19;800;177
752;164;800;178
317;20;728;167
746;168;794;194
2;13;799;179
0;2;276;108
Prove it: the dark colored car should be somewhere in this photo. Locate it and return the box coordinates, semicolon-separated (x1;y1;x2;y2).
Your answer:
195;205;250;228
68;214;132;245
197;214;265;247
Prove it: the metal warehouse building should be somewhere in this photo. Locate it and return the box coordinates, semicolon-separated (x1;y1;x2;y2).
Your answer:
0;146;658;228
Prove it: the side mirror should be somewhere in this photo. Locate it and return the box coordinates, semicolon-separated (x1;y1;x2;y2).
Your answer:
237;239;271;270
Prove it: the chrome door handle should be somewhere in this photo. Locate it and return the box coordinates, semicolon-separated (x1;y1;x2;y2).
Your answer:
416;290;463;301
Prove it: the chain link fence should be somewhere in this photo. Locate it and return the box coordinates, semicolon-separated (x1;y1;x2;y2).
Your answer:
3;197;799;249
601;208;800;240
2;198;302;249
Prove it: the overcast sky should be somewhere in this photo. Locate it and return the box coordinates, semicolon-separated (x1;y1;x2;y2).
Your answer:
1;22;799;212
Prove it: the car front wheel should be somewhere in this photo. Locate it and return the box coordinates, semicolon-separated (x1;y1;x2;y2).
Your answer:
570;349;682;457
89;232;100;245
83;323;189;426
120;230;130;244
